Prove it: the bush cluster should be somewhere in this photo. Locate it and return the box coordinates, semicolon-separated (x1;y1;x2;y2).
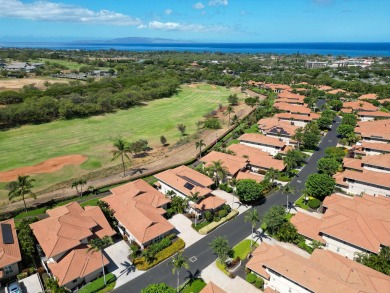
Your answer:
204;204;231;223
246;273;264;289
146;237;172;256
218;183;233;193
308;198;321;209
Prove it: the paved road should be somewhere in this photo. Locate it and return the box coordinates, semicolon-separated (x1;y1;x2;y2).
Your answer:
114;116;341;293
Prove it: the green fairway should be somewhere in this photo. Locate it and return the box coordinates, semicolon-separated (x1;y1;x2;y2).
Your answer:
0;85;241;200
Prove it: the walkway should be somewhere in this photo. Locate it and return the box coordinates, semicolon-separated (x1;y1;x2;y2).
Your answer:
212;189;251;213
168;214;205;247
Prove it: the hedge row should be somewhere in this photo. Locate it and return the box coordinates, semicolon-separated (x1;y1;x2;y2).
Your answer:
78;273;116;293
199;210;238;235
134;238;185;271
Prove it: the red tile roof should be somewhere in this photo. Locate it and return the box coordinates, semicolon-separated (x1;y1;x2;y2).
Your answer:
274;102;311;115
238;133;285;148
0;219;22;268
201;151;247;175
30;202;115;258
355;119;390;141
257;117;299;137
200;282;226;293
343;101;378;112
358;94;377;100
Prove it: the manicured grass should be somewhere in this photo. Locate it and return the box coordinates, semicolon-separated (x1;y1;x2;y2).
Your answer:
244;124;259;133
233;239;258;259
78;273;116;293
180;279;206;293
227;139;239;146
286;213;294;221
294;196;316;210
0;85;243;200
80;198;100;207
192;220;210;231
14;207;48;219
216;259;229;275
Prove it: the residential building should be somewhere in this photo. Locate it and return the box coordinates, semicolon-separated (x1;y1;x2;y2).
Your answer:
352;141;390;156
357;111;390;121
275;91;305;105
200;282;226;293
274;113;319;127
306;61;328;68
102;180;174;249
155;165;226;216
343;154;390;173
291;194;390;258
257;117;299;144
354;119;390;143
358;93;377;101
342;101;378;112
0;219;22;283
328;89;347;95
247;242;390;293
30;202;116;290
201;151;248;178
238;133;287;156
273;103;311;116
227;144;285;172
334;169;390;196
318;85;332;91
261;83;292;93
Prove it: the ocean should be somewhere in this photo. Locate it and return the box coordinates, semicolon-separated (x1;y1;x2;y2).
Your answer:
1;42;389;57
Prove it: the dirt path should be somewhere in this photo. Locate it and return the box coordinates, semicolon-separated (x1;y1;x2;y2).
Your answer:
0;103;254;213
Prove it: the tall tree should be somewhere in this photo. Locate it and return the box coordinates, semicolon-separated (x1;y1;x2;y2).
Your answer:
281;184;295;211
224;105;235;126
195;139;206;159
177;124;186;136
87;236;113;286
78;178;87;196
244;208;260;247
169;252;189;292
7;175;36;212
265;167;278;184
210;236;231;264
210;160;228;186
71;180;80;196
111;138;131;177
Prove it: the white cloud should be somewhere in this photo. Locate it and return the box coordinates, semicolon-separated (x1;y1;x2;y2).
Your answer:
193;2;205;10
164;9;173;15
208;0;228;6
0;0;141;26
145;21;227;32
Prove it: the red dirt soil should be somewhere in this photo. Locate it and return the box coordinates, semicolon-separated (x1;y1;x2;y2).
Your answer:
0;155;87;182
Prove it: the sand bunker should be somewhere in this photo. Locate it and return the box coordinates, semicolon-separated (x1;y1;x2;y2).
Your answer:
0;155;87;182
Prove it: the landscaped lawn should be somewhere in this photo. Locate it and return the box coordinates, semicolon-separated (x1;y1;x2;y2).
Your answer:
78;273;116;293
14;207;48;219
244;124;259;133
233;239;258;259
80;198;100;207
180;279;206;293
0;85;243;200
294;196;310;210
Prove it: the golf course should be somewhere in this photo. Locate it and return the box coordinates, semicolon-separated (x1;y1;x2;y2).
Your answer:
0;84;242;201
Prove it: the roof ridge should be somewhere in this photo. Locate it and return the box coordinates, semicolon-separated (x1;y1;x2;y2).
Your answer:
61;250;77;285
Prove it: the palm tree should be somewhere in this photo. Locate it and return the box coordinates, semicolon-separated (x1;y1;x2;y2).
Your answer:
78;178;87;196
111;138;131;177
46;277;67;293
231;114;239;125
166;190;176;198
195;139;206;160
188;191;200;225
8;175;36;212
293;127;304;149
87;236;113;286
281;184;295;211
71;180;80;196
265;167;278;184
169;252;189;292
229;178;237;207
224;105;235;126
210;160;228;187
244;208;260;247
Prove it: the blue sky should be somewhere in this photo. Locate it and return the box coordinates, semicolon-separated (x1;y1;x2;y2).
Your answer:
0;0;389;42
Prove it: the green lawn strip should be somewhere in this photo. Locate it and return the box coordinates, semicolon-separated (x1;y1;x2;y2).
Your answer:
77;273;116;293
80;198;100;207
198;210;239;235
294;196;311;210
0;85;242;200
227;139;239;146
216;259;229;275
244;124;259;133
180;279;206;293
192;220;210;231
285;213;294;221
14;207;48;219
233;239;259;260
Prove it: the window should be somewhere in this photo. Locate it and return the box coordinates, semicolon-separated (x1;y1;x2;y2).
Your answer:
72;279;78;283
4;265;13;275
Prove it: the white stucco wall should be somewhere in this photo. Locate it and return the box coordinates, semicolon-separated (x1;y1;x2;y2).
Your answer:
239;141;281;156
362;165;390;173
277;118;307;127
266;268;311;293
322;235;370;260
345;179;390;197
265;134;292;145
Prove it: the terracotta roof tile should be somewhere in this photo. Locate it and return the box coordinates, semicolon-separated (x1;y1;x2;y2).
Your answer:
343;101;378;112
257;117;299;137
357;111;390;118
155;166;213;198
290;213;325;243
30;202;115;258
227;144;285;171
0;219;22;268
193;195;226;211
274;102;311;115
358;94;377;100
318;85;332;91
236;171;264;182
238;133;285;148
274;112;315;122
361;141;390;153
201;151;247;175
355;119;390;141
48;244;108;286
200;282;226;293
343;157;363;171
328;89;347;95
103;180;174;245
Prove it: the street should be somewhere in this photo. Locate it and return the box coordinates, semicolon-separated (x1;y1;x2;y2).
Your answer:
113;115;341;293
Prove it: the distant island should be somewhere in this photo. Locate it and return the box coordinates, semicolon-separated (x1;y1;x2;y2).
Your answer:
73;37;193;44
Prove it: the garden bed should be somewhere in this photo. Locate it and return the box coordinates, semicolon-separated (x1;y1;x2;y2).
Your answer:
198;210;239;235
78;273;116;293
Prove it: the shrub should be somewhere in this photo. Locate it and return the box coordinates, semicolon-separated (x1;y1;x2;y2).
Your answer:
204;118;222;129
255;277;264;288
17;272;28;280
308;198;321;209
134;238;185;270
205;211;214;222
298;241;314;254
218;209;228;218
246;273;257;284
214;216;221;222
146;237;172;255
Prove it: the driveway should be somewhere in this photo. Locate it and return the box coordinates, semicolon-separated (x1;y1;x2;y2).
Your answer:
104;240;145;289
212;190;250;213
19;273;44;293
169;214;205;247
201;262;260;293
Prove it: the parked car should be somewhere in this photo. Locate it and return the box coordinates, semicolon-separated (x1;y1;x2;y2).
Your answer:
6;281;21;293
